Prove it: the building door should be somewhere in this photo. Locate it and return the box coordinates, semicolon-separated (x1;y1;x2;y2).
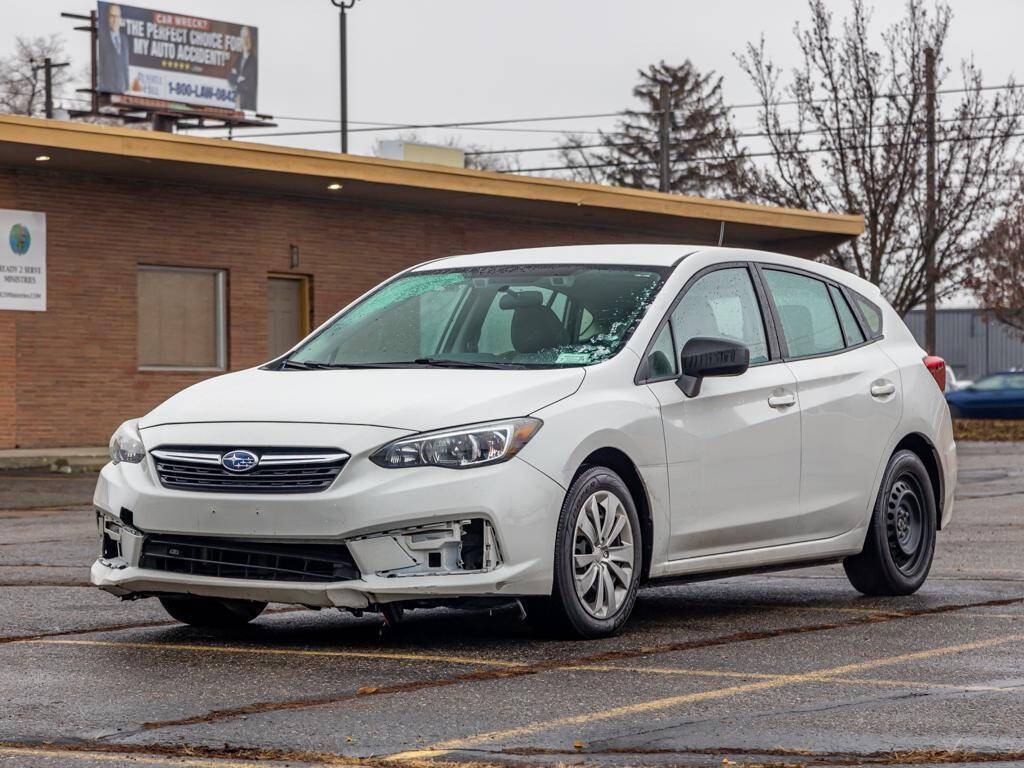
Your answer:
267;275;309;358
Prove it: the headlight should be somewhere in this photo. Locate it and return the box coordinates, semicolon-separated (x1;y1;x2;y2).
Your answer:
109;419;146;464
370;417;542;469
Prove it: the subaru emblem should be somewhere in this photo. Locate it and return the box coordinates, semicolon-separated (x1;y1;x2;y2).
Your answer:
221;449;259;473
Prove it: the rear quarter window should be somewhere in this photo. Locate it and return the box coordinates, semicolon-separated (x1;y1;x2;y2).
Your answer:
850;292;884;339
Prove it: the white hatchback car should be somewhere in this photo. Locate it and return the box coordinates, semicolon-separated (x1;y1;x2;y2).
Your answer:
94;245;956;638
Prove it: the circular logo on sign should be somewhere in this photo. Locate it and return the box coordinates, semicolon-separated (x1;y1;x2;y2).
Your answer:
9;224;30;255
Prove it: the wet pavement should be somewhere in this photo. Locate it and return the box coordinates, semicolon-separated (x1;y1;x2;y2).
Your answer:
1;442;1022;767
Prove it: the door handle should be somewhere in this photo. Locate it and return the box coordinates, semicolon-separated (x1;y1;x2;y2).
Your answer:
768;392;796;409
871;380;896;398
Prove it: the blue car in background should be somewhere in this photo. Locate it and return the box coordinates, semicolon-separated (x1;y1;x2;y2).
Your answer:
946;371;1024;419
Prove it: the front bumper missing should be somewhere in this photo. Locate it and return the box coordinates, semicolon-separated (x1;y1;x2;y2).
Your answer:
91;510;530;608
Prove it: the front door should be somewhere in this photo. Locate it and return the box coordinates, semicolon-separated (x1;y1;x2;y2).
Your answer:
267;275;309;358
644;265;803;560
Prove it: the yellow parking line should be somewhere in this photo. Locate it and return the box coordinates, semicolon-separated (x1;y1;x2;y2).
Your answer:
0;746;294;767
575;665;1005;691
389;632;1024;760
577;664;782;680
29;638;526;668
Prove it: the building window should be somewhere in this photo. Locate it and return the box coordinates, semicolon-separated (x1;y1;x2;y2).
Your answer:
137;266;226;370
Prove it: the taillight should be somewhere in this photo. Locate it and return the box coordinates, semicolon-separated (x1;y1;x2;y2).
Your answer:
923;355;946;391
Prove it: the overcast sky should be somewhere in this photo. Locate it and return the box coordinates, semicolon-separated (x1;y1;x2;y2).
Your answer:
4;0;1023;167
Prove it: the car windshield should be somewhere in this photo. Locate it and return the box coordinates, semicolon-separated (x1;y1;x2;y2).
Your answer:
286;264;669;369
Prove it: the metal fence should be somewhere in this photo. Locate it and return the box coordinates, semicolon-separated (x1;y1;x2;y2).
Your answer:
904;309;1024;381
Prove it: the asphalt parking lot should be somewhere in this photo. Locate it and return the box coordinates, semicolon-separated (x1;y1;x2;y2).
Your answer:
1;442;1023;768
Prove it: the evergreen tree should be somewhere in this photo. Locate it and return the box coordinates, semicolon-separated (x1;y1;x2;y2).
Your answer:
558;60;745;196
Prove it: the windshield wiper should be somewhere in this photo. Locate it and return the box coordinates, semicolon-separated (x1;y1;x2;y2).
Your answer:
281;360;398;370
412;357;523;370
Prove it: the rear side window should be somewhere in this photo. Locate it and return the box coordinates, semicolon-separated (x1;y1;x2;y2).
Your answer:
762;269;844;358
828;285;865;346
850;292;883;338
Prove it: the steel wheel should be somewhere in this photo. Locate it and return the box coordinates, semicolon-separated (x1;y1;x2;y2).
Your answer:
572;490;635;619
886;472;926;574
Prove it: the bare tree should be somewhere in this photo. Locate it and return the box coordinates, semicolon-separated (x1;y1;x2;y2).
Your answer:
0;35;73;117
557;60;746;196
736;0;1024;314
373;131;521;172
967;196;1024;334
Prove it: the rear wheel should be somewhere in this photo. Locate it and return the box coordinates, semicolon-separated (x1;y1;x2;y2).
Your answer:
159;595;266;628
526;466;641;638
843;450;936;596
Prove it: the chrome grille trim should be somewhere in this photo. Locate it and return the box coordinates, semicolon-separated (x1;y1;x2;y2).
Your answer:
151;446;349;494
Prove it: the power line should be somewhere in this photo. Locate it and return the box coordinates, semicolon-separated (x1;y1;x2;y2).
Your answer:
463;110;1024;157
509;129;1024;174
215;80;1024;140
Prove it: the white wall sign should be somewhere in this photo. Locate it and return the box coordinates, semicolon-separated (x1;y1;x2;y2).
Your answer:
0;209;46;311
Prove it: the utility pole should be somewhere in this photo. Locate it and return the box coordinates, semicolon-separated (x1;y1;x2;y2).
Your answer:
32;57;71;118
924;46;937;355
330;0;360;154
658;81;671;193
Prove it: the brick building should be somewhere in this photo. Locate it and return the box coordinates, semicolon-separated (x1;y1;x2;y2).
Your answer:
0;115;863;449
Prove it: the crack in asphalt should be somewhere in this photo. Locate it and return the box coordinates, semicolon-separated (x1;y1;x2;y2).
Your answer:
6;738;1024;768
581;681;1024;752
129;594;1024;735
0;580;90;587
487;743;1024;766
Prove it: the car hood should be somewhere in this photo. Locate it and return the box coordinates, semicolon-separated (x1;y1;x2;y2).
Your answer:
139;366;586;433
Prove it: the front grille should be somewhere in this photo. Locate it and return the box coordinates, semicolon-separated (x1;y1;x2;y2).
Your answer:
151;446;349;494
140;534;360;582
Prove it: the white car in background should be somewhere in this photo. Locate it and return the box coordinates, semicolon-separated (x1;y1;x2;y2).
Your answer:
95;245;956;638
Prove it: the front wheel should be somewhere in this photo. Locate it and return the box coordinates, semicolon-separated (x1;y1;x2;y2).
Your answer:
159;595;266;628
527;466;642;638
843;449;936;596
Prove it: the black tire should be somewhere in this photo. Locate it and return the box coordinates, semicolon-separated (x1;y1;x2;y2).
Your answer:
526;466;642;638
948;403;962;419
159;595;266;628
843;449;936;596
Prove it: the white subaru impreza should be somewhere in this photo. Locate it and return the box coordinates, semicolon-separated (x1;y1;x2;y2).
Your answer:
94;245;955;638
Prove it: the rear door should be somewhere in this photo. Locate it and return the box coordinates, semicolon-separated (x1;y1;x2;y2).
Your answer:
643;264;803;559
758;266;902;541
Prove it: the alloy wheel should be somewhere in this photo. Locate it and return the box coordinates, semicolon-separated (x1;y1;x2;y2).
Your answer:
572;490;635;619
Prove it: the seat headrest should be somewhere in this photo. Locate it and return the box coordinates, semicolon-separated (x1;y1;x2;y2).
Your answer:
779;304;815;356
499;290;544;310
511;305;565;353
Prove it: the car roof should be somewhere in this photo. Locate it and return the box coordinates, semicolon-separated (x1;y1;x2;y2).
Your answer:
410;244;697;270
407;244;885;302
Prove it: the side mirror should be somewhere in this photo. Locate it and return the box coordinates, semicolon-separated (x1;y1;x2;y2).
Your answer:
676;336;750;397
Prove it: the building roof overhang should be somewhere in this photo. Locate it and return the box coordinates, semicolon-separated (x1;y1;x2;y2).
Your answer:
0;114;863;257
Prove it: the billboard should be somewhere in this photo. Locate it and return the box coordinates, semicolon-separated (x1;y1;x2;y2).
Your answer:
96;2;257;113
0;210;46;312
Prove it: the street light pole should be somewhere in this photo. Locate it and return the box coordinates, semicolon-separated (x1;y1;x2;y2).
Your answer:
330;0;360;154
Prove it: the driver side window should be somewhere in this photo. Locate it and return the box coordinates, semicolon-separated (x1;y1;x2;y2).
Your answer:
670;267;769;364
